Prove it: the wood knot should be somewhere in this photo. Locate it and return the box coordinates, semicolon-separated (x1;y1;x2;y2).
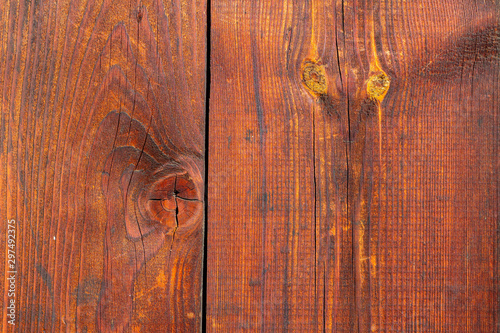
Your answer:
367;71;390;102
139;172;202;231
302;61;327;95
98;112;203;240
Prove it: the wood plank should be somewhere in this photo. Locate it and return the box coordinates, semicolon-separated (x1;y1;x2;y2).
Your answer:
208;1;324;330
0;0;206;331
208;0;499;331
207;1;317;330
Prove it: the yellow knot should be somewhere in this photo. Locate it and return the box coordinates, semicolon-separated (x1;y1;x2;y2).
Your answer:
302;61;327;95
367;72;390;102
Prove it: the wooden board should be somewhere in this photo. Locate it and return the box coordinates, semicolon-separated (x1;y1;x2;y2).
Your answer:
0;0;206;331
207;0;499;331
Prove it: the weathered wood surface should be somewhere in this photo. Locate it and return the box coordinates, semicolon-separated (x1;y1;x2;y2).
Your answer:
0;0;499;332
0;0;206;332
208;0;499;332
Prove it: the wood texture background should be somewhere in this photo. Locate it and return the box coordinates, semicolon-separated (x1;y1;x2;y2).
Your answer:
0;0;499;332
0;0;206;332
207;0;499;332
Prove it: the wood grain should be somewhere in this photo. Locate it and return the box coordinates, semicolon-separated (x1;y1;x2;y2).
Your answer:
207;0;499;331
0;0;498;331
0;0;206;331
